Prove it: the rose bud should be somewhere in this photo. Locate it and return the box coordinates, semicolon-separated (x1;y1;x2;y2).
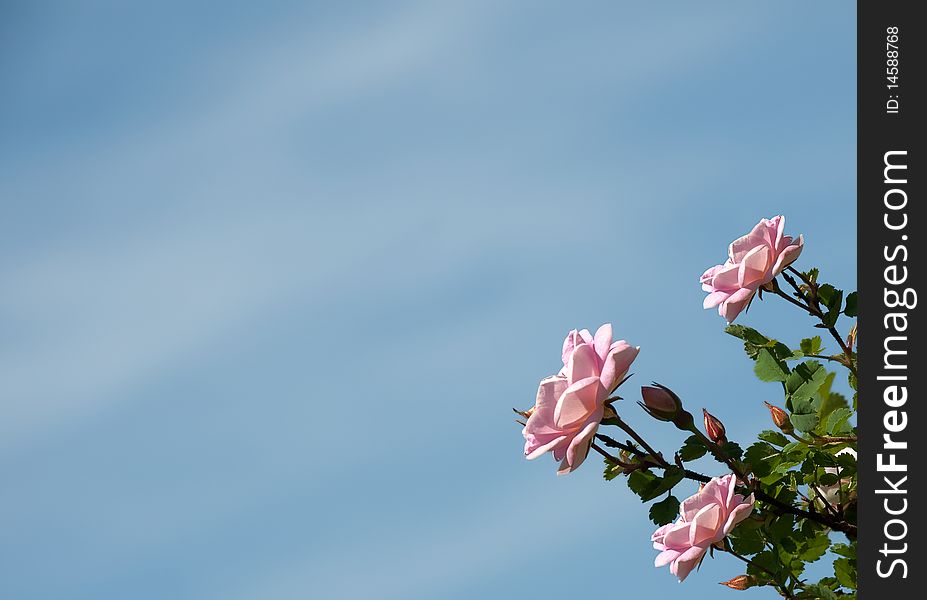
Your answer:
847;323;858;352
703;409;727;446
639;385;682;421
719;575;757;590
764;401;793;434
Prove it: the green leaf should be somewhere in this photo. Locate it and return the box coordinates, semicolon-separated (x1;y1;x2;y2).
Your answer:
834;557;857;590
819;472;840;486
603;462;622;481
721;441;744;461
760;471;788;485
826;408;854;435
627;470;658;498
819;392;849;425
781;441;804;455
755;347;790;382
773;459;803;475
816;370;834;399
767;514;795;543
834;452;857;479
648;495;680;525
832;543;856;559
802;583;839;600
800;336;824;356
744;442;778;477
791;412;820;433
678;435;708;462
747;549;782;580
786;361;828;409
770;341;799;361
758;429;789;447
817;284;839;307
815;371;850;428
641;467;685;501
725;324;770;347
844;291;858;317
818;285;844;327
724;325;792;359
809;450;838;467
628;468;686;502
729;520;765;555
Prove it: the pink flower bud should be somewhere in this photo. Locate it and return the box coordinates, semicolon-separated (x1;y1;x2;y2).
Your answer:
639;385;682;421
719;575;757;590
764;401;793;434
703;408;727;445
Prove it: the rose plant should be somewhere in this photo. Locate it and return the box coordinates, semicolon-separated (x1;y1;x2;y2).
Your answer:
514;216;858;599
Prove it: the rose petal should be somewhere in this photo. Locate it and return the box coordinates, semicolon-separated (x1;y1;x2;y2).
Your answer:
672;546;707;582
593;323;613;362
600;342;639;392
703;290;729;309
553;376;603;428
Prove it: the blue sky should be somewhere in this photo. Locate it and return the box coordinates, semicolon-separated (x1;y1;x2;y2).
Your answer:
0;2;855;598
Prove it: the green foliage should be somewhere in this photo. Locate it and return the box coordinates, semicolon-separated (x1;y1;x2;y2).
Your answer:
603;462;622;481
800;582;839;600
627;469;658;497
798;530;831;562
817;389;849;430
744;441;778;478
728;519;765;554
648;495;679;526
747;549;783;581
818;472;840;486
722;281;859;595
834;557;857;590
643;467;685;501
817;284;844;328
627;468;685;502
785;361;828;410
831;543;856;559
720;441;743;461
589;264;858;595
800;336;823;356
843;292;858;317
758;429;789;447
678;434;708;461
725;324;772;357
790;412;819;433
755;347;790;381
825;408;854;435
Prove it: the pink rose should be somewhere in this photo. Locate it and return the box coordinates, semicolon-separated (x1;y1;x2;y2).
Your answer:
701;215;804;322
652;474;755;582
523;324;639;475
